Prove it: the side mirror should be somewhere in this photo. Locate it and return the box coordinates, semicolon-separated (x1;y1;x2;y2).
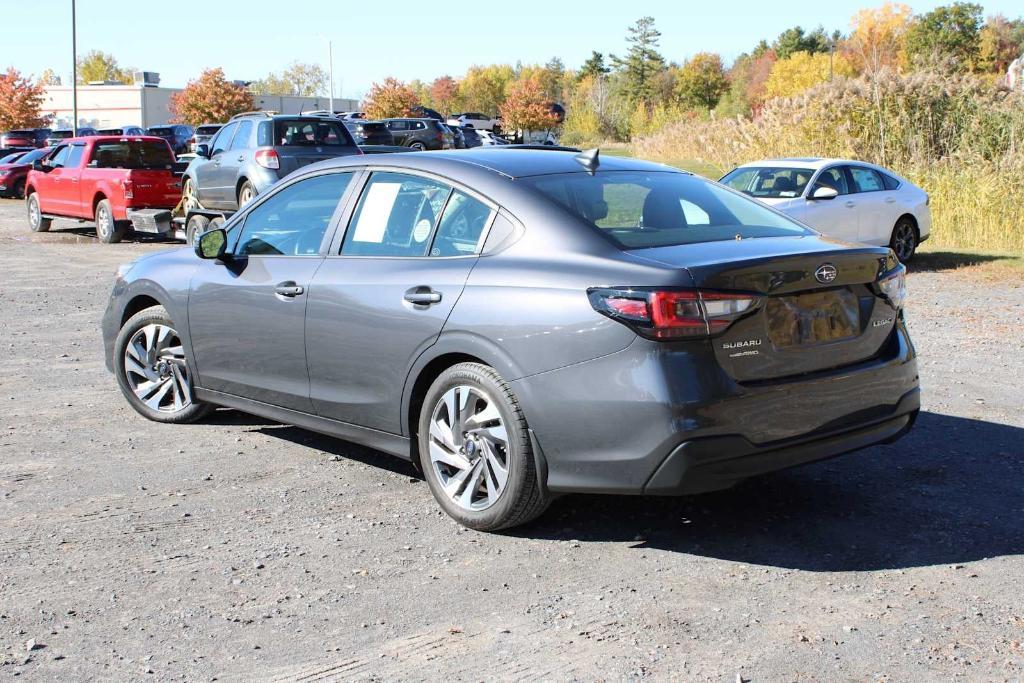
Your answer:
810;186;839;200
195;143;210;159
195;227;227;260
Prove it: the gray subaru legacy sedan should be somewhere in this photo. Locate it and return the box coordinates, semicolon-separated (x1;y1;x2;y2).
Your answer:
102;148;919;531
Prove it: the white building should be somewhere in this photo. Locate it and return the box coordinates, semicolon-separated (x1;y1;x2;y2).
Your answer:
42;81;359;129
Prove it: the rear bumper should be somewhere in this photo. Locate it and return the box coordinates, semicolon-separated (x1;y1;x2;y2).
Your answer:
645;390;918;495
512;322;919;496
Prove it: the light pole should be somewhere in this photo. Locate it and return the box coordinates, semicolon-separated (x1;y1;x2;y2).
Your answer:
319;35;334;113
71;0;78;134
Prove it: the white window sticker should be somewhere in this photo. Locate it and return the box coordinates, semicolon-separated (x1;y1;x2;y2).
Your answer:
413;219;432;243
352;182;401;243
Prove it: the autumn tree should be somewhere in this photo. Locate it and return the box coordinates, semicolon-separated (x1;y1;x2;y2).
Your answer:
611;16;666;104
0;68;50;130
978;14;1024;74
457;64;514;115
77;50;133;83
848;3;913;74
429;76;458;114
904;2;984;72
37;69;62;86
499;76;559;133
251;62;328;96
169;68;254;126
675;52;728;111
765;51;855;99
363;78;420;119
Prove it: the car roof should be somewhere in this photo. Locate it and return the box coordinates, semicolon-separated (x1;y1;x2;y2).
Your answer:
732;157;894;171
63;135;170;144
306;148;677;180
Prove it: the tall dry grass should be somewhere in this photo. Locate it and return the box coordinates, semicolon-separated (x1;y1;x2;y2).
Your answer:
633;71;1024;254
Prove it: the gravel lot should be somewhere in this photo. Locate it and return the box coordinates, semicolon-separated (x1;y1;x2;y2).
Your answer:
0;197;1022;682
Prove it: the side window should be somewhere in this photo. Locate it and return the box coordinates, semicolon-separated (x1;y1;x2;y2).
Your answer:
431;191;494;256
235;173;353;256
849;167;884;193
881;173;901;191
229;120;253;150
257;121;272;147
48;145;71;168
341;172;452;257
388;121;406;131
813;167;849;195
65;144;87;168
413;121;426;130
211;122;238;155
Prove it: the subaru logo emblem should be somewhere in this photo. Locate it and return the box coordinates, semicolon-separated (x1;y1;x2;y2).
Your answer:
815;263;838;283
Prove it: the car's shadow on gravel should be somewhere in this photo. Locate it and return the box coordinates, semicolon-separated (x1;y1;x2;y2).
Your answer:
518;411;1024;571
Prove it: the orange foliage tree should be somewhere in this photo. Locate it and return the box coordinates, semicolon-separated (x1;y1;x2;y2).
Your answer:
363;78;420;119
499;76;559;132
429;76;458;115
169;68;254;126
0;68;50;130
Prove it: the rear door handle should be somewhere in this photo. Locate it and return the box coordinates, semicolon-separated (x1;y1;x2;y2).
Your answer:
844;200;856;208
237;155;245;162
404;287;442;305
885;197;896;203
274;281;305;297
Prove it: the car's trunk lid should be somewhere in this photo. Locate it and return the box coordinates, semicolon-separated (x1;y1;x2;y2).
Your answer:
632;235;898;382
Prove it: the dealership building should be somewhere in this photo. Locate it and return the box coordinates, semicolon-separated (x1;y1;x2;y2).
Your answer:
41;73;359;129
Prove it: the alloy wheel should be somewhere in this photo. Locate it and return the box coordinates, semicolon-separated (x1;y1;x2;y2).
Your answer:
239;184;255;206
97;204;112;236
182;179;198;211
428;385;509;511
123;324;193;413
893;223;916;262
28;196;40;228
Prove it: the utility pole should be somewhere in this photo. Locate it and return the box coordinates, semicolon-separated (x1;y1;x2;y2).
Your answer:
320;36;334;113
71;0;78;134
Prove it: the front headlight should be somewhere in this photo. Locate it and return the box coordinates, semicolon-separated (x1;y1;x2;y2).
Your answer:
878;266;907;310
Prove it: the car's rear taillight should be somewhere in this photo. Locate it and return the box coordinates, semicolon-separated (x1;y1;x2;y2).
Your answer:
877;265;907;310
588;288;757;339
255;148;280;169
120;178;134;199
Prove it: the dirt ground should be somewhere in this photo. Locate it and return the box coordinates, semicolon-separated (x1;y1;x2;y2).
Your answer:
0;197;1022;682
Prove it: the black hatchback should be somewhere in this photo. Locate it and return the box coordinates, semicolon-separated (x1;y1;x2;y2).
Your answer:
146;124;194;155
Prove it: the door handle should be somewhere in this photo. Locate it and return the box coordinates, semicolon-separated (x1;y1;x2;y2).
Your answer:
844;200;856;208
70;177;79;183
404;287;442;305
274;281;305;297
237;155;245;162
885;197;896;203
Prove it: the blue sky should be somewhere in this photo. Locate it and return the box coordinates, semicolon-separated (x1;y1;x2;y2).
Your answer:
6;1;1022;100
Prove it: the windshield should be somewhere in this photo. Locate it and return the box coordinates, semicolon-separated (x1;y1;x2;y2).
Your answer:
720;166;814;199
17;148;52;164
522;171;812;249
273;120;353;147
90;141;174;169
146;127;173;136
50;130;74;139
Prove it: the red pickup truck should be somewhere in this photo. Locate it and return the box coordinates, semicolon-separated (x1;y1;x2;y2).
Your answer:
25;135;182;243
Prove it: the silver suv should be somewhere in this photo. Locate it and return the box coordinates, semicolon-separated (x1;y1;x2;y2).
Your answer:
182;112;360;212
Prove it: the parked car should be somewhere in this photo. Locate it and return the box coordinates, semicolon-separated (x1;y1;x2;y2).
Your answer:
145;124;194;155
460;126;483;148
338;112;366;120
97;126;147;137
412;105;445;121
343;120;394;146
382;118;450;150
188;124;222;153
102;148;918;531
476;130;509;146
1;128;52;148
0;147;54;198
183;112;361;212
45;128;98;146
720;158;931;262
446;112;499;131
0;148;33;163
25;135;181;242
446;124;466;149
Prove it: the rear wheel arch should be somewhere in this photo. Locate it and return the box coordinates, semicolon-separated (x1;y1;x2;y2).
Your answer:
405;352;486;468
896;213;919;234
91;191;107;214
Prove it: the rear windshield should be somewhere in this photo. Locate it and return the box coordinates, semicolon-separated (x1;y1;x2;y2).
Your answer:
522;171;812;249
272;120;354;147
97;129;123;135
720;166;814;199
146;127;173;135
90;141;174;170
51;130;74;139
8;130;35;136
196;125;221;135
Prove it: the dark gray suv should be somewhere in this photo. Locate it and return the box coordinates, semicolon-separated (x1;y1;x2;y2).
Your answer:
382;118;450;150
183;112;360;212
103;149;919;531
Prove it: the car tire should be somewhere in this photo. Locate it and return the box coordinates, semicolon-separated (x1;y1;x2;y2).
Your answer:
418;362;549;531
95;199;126;244
113;305;213;424
209;216;225;230
237;180;256;208
13;179;26;200
185;214;210;246
409;142;426;151
27;192;50;232
890;217;918;263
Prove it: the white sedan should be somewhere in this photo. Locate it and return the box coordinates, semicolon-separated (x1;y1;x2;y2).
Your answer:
720;158;931;262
